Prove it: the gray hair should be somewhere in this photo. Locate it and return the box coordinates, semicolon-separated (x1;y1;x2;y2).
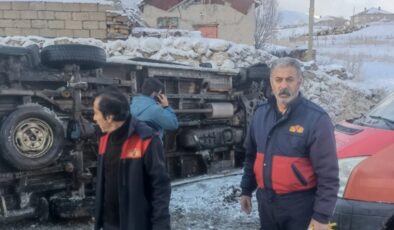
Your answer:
270;57;303;79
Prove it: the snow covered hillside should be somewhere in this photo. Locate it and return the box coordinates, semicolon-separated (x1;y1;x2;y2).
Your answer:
314;22;394;90
274;21;394;92
278;10;309;28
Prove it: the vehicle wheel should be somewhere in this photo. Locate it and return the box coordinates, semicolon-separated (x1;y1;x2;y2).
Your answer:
0;105;64;170
40;44;106;70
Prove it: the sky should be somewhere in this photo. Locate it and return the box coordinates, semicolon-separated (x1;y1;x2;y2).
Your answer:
278;0;394;18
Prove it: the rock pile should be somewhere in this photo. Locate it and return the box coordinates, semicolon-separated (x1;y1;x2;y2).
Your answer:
0;35;386;122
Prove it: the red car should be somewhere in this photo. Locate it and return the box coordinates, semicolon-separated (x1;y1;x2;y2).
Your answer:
332;92;394;230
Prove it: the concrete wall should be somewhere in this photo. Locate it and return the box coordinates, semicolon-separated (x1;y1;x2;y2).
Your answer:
142;3;255;45
0;1;115;39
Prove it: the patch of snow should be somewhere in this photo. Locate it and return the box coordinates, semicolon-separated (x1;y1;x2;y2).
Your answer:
211;52;229;66
140;37;162;54
221;59;235;70
132;27;202;38
208;39;231;52
124;36;140;50
121;0;141;10
173;37;194;51
171;174;259;230
192;39;209;55
312;22;394;90
276;25;331;40
358;7;393;15
326;23;394;39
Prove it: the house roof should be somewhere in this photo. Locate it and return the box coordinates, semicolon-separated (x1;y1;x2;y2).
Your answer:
144;0;254;15
144;0;183;11
316;16;346;23
227;0;254;15
356;7;393;16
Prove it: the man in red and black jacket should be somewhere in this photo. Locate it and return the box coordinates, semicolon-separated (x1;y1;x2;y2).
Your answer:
92;87;171;230
240;57;339;230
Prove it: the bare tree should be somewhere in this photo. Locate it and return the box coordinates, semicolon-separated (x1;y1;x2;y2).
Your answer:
254;0;279;49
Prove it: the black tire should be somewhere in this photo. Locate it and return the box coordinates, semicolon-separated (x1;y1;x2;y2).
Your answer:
40;44;106;70
0;105;64;170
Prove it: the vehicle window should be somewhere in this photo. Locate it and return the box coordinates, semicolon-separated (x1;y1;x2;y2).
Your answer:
367;94;394;121
357;93;394;130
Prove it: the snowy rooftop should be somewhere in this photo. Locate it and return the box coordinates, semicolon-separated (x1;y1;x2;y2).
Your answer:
315;16;345;22
357;7;393;15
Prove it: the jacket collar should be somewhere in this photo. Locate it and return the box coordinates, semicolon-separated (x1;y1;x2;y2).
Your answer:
268;92;304;117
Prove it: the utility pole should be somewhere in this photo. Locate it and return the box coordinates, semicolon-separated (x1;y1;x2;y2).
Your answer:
307;0;315;60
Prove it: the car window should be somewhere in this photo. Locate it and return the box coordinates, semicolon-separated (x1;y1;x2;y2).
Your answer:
367;93;394;121
355;93;394;130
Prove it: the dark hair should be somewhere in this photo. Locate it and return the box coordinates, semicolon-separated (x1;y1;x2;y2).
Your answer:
141;78;165;96
94;87;130;121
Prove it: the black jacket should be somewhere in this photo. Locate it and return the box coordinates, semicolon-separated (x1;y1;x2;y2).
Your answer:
94;115;171;230
241;94;339;223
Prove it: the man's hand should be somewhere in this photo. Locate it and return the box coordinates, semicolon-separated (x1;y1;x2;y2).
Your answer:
240;195;252;214
309;218;329;230
157;94;169;107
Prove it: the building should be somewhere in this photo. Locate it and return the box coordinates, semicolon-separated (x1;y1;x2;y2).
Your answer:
141;0;256;45
315;16;348;28
0;0;135;40
351;7;394;25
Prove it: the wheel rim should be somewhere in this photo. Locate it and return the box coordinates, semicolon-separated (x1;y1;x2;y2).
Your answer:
14;118;53;158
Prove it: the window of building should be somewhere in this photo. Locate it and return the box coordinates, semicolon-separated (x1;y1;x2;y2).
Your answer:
157;17;179;29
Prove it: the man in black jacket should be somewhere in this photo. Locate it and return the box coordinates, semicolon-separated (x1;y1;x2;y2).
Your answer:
240;57;339;230
93;87;171;230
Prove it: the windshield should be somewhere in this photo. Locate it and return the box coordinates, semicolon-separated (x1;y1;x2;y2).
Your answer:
355;93;394;130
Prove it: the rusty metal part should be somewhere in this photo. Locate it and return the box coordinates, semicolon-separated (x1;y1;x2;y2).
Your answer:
14;118;53;158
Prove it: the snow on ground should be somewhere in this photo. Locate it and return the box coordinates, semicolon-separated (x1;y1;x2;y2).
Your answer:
324;22;394;39
275;21;394;92
0;21;392;230
0;7;391;230
314;23;394;91
275;25;330;40
3;174;259;230
171;173;259;230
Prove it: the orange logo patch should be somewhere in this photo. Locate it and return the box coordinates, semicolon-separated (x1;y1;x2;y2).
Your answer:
289;125;304;134
126;149;142;158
